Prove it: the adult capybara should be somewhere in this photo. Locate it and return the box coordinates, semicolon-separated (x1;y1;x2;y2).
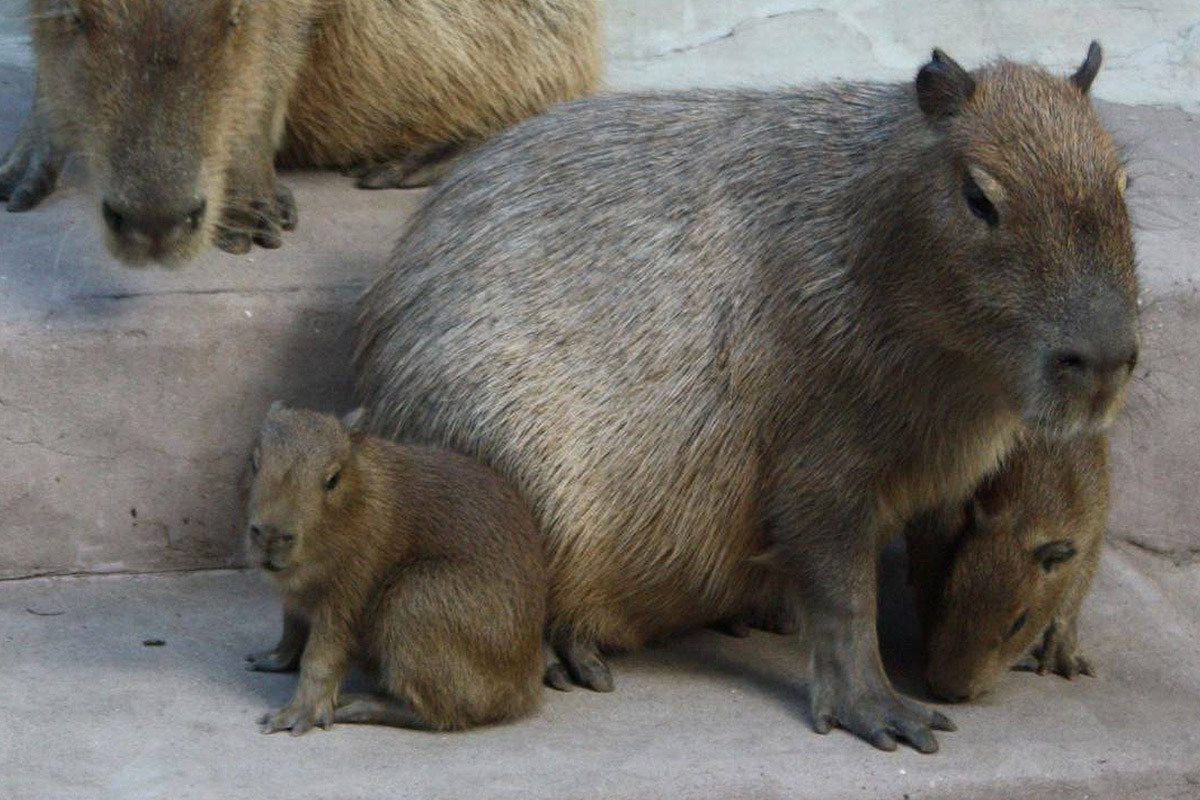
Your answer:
244;404;546;734
355;43;1138;752
0;0;601;264
906;433;1107;702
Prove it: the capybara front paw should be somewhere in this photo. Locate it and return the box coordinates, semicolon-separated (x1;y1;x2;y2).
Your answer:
258;699;334;736
809;683;954;753
245;649;299;672
0;129;63;212
1015;629;1095;680
217;182;297;253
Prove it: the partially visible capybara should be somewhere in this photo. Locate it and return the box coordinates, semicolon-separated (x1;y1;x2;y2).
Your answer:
0;0;601;264
243;403;546;734
906;433;1107;703
355;43;1138;752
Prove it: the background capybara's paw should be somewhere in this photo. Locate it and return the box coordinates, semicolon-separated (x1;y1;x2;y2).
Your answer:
217;179;297;253
0;130;63;212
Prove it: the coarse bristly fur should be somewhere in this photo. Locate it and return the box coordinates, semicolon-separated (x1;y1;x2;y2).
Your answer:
244;403;547;734
1;0;601;264
355;44;1139;753
905;432;1108;702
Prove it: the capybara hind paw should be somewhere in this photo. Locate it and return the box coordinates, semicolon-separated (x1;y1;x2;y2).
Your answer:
244;648;299;672
559;642;614;692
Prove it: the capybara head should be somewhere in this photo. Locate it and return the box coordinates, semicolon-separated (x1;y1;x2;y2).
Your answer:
922;499;1085;702
909;42;1138;437
244;403;367;586
30;0;266;264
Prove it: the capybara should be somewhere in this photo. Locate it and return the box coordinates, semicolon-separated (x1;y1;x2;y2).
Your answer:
906;433;1107;702
244;403;546;734
1;0;601;264
355;43;1138;752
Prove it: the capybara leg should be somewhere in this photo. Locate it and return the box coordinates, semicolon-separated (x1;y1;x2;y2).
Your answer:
0;100;64;212
217;99;296;253
246;608;309;672
258;615;347;736
543;642;574;692
333;693;432;730
355;142;467;190
788;506;954;753
557;640;614;693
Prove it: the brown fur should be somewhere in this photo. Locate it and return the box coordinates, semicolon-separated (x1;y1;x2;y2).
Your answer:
354;45;1138;751
906;433;1107;702
1;0;601;264
244;403;546;734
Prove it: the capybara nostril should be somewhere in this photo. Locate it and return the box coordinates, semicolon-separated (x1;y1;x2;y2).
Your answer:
185;198;207;232
103;198;204;242
101;199;125;235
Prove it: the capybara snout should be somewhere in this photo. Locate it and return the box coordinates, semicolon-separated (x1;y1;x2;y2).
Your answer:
32;0;254;264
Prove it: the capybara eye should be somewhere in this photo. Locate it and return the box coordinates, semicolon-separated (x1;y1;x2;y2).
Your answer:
963;173;999;227
324;469;341;491
1005;610;1028;640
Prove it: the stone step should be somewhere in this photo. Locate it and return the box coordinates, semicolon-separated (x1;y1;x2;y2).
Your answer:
1;64;1197;578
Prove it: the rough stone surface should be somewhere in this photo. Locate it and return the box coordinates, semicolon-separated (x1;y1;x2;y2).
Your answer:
2;70;1198;577
2;549;1198;800
603;1;1200;113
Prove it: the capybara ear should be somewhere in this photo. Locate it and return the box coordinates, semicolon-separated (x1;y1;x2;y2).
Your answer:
229;0;246;27
964;499;989;532
1033;539;1078;572
1070;41;1103;94
916;48;976;118
341;407;367;431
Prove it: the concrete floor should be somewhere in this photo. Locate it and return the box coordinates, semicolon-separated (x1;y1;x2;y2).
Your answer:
3;542;1199;800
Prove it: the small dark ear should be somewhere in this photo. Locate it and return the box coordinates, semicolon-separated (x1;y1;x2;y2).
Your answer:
1070;41;1102;94
916;48;976;118
341;407;367;432
1034;539;1077;572
964;499;988;532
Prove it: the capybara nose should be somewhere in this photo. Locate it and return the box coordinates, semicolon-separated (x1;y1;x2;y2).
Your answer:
1049;338;1138;386
102;197;206;242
